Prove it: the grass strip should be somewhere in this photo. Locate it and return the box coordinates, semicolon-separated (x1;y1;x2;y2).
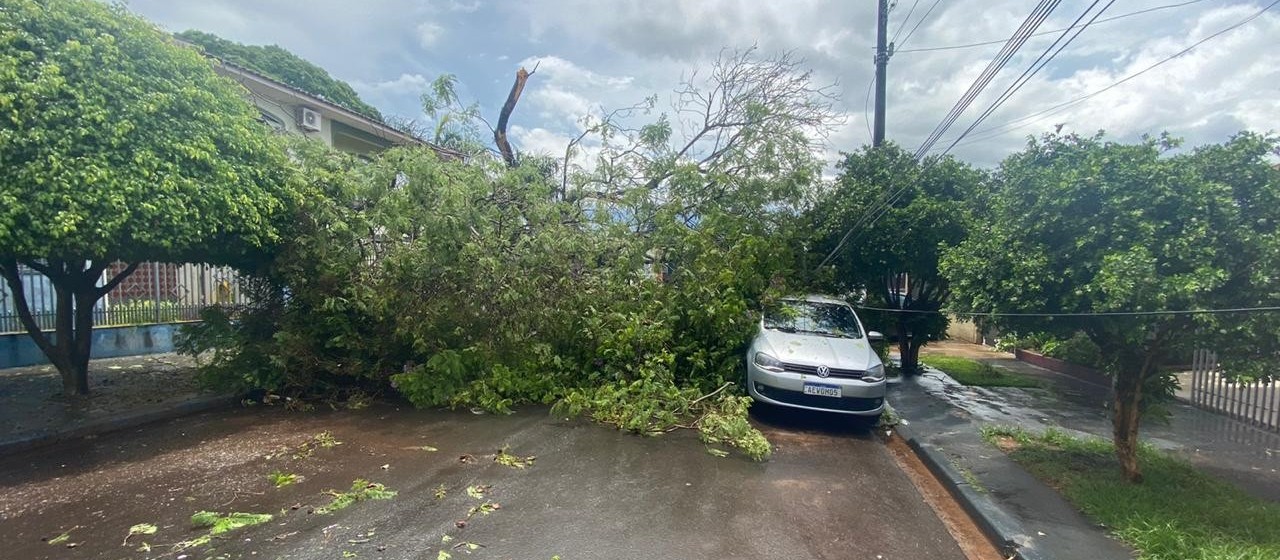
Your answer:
922;356;1041;388
982;426;1280;560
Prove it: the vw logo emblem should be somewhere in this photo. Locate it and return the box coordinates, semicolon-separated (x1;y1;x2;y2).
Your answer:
816;365;830;378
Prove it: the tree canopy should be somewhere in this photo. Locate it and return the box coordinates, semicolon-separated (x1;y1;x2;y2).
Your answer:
806;144;982;372
176;29;382;122
0;0;298;394
942;131;1280;481
175;49;847;461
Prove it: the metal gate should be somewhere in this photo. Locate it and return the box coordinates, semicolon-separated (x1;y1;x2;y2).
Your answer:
1189;349;1280;432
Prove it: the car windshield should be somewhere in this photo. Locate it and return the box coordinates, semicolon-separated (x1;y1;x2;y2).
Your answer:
763;300;863;339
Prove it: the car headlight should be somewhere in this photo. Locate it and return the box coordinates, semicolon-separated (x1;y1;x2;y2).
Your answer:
753;352;784;372
864;363;885;381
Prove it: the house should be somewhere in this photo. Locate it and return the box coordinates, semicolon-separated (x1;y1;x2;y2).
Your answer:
207;58;461;160
1;38;465;368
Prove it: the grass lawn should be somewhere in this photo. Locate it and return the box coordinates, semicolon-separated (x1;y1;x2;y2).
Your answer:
982;426;1280;560
920;355;1041;388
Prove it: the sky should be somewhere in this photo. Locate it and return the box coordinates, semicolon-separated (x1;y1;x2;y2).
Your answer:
122;0;1280;168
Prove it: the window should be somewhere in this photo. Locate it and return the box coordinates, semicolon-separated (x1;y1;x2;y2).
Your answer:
764;300;863;339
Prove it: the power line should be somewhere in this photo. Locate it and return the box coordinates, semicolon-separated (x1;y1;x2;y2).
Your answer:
897;0;946;50
863;79;875;142
883;1;1114;235
890;0;923;45
866;0;1065;248
946;0;1280;148
896;0;1209;53
816;0;1060;271
855;305;1280;317
934;0;1116;157
913;0;1061;159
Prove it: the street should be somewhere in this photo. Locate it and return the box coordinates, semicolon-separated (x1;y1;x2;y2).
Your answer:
0;402;967;559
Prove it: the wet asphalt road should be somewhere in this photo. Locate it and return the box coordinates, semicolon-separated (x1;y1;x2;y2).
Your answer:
0;402;965;560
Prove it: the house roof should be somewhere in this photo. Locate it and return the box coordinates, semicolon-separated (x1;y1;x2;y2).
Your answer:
213;60;465;161
176;38;464;160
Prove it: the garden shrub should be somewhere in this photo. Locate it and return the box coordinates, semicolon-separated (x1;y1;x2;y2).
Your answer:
1040;332;1105;370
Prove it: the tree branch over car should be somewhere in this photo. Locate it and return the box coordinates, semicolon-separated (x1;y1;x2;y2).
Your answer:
0;0;297;395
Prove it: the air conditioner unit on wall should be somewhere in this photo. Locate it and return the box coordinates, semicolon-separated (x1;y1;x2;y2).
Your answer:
299;106;322;132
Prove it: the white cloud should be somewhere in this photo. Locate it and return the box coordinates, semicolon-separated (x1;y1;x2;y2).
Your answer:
507;0;1280;166
416;21;445;48
521;56;634;90
353;73;430;95
125;0;1280;168
510;125;571;156
431;0;481;13
514;56;638;130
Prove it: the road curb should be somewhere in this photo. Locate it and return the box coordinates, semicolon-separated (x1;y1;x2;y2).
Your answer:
0;393;237;455
895;421;1044;560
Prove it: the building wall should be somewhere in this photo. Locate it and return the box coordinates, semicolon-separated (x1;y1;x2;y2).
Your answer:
253;96;333;146
0;324;181;369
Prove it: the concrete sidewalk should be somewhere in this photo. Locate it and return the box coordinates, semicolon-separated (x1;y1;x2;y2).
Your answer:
888;372;1134;560
919;341;1280;502
0;353;232;452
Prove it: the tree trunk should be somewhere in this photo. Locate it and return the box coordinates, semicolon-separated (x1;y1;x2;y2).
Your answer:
1112;368;1145;483
896;319;917;374
71;288;97;394
494;66;535;168
905;336;924;374
0;259;137;397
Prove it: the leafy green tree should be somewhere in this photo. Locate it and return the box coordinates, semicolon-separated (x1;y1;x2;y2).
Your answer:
175;30;382;122
178;47;839;461
942;132;1280;482
807;144;982;373
0;0;296;395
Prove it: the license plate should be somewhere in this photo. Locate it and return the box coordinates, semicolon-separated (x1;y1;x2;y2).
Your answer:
802;383;841;398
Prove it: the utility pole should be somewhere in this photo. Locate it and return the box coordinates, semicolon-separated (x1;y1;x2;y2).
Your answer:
873;0;890;146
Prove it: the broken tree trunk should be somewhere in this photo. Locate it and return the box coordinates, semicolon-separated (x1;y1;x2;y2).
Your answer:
494;66;534;168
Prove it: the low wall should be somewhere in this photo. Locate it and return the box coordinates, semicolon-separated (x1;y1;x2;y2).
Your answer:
1014;348;1111;387
0;323;183;369
945;317;983;345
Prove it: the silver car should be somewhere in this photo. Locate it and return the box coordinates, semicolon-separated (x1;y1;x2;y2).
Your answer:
746;295;887;417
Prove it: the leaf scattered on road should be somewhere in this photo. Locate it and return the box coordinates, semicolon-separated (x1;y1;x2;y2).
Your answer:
315;479;397;515
465;484;491;499
46;528;75;546
268;470;301;488
191;511;274;535
452;541;484;552
123;523;157;545
494;445;535;469
467;502;500;517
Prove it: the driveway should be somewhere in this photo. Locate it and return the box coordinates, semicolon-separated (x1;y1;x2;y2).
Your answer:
0;402;966;559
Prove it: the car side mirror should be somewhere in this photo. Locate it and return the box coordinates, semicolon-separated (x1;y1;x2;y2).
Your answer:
867;331;884;342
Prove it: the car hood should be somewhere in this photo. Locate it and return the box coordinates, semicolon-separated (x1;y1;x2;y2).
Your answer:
756;329;880;370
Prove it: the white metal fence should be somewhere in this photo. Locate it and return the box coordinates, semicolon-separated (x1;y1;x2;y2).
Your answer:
1189;349;1280;433
0;262;250;335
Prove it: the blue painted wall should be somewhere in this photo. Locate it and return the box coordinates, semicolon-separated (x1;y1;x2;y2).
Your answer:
0;323;183;369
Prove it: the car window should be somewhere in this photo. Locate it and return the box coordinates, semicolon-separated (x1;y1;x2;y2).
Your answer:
764;301;863;339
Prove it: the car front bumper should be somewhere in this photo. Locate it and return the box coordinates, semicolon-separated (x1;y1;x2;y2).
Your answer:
747;362;887;416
